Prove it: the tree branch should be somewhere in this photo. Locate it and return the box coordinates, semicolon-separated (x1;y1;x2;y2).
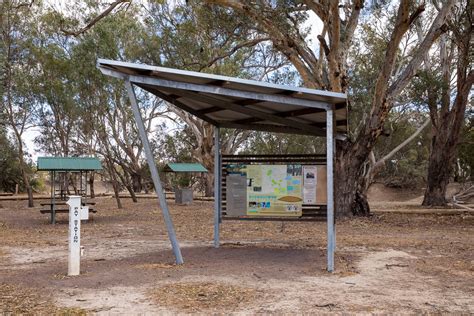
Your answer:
387;0;454;100
374;118;430;170
201;37;270;70
408;4;426;25
317;35;330;56
61;0;131;37
341;0;363;53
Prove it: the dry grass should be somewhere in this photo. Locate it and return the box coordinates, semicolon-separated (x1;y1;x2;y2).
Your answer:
135;262;177;270
149;282;259;312
0;284;86;315
0;197;473;313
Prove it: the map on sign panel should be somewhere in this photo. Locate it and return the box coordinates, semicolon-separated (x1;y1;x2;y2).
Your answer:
246;164;303;217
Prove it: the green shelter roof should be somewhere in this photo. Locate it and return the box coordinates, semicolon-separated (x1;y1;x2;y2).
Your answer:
163;163;208;173
37;157;103;171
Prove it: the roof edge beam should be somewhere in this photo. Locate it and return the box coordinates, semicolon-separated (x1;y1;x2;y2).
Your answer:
126;74;330;111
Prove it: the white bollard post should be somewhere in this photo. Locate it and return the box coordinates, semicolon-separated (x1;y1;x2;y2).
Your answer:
67;196;82;276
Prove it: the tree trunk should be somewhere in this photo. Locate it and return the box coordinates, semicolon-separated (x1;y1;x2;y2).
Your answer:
17;148;34;208
112;179;123;209
204;172;214;197
422;13;473;206
105;160;122;209
131;172;142;193
22;169;34;208
89;172;95;198
71;173;78;195
116;170;138;203
193;127;214;197
335;144;370;217
125;184;138;202
422;147;451;206
422;114;465;206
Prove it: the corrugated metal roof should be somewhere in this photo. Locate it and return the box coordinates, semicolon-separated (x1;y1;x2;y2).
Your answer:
97;59;348;137
163;163;208;173
37;157;103;171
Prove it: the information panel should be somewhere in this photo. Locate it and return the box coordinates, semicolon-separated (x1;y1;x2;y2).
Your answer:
225;174;247;216
224;163;326;218
245;164;303;217
303;165;317;204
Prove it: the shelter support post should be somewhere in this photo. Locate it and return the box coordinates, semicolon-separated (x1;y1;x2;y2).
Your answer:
326;108;336;272
125;80;184;265
213;126;221;248
51;171;55;224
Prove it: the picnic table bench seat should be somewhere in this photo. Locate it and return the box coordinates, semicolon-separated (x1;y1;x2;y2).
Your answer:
40;207;97;214
39;200;96;206
39;199;97;215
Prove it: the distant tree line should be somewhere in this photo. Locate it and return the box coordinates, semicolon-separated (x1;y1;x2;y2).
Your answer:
0;0;472;215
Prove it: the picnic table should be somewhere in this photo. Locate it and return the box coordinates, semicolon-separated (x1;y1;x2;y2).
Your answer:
40;199;97;216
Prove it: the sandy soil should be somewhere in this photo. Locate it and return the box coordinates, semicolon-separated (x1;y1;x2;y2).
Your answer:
0;196;473;314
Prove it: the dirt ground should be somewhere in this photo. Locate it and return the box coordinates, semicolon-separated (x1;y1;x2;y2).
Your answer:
0;193;473;314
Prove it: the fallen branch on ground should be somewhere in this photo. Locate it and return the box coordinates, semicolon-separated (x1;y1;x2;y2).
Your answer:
385;263;409;269
451;203;474;212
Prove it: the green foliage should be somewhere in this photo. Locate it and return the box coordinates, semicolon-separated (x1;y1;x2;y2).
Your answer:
30;176;46;193
241;132;325;155
154;125;196;163
0;0;465;197
154;125;198;189
0;129;22;192
457;114;474;180
375;116;431;188
0;127;38;192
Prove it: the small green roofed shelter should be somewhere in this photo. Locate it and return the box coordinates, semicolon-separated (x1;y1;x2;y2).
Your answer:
163;163;208;205
37;157;102;224
163;163;208;173
37;157;103;172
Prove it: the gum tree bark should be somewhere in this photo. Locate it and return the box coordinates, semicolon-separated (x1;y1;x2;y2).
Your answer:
422;5;474;205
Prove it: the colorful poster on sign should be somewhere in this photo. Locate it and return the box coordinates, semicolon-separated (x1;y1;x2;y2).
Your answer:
245;164;303;216
303;165;317;204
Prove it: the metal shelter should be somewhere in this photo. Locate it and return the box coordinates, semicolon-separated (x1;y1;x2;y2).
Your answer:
37;157;102;224
97;58;347;272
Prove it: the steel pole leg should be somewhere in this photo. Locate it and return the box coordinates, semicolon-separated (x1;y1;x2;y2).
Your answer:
52;171;56;224
213;126;220;248
125;80;184;264
326;108;335;272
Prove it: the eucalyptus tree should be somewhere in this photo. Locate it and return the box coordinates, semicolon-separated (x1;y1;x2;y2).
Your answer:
58;5;168;204
410;1;473;206
0;0;41;207
33;24;82;157
347;8;433;194
203;0;456;216
142;1;292;195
